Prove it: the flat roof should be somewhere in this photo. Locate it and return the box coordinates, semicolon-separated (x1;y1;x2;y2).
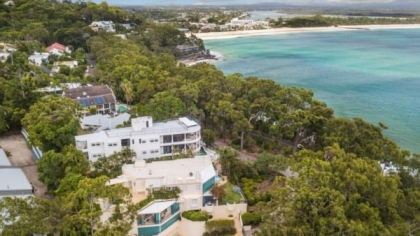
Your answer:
0;169;32;192
121;157;216;186
77;117;200;140
0;149;11;166
139;200;176;214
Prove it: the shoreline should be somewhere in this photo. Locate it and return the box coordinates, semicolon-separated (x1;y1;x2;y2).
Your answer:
195;24;420;40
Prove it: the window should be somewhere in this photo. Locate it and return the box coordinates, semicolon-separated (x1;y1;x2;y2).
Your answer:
163;146;172;154
142;151;147;155
132;140;134;145
91;143;101;147
76;141;87;149
186;132;197;141
173;144;186;152
173;134;185;142
121;139;130;147
142;140;146;144
162;135;172;143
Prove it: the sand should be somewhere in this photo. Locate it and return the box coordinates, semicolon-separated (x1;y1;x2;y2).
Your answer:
195;24;420;40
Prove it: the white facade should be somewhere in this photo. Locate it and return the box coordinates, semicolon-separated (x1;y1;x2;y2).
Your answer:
28;52;49;66
75;116;202;162
108;157;217;211
90;21;116;33
0;52;10;63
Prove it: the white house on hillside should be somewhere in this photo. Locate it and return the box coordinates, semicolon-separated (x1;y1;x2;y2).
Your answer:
28;52;49;66
75;116;202;161
108;157;217;210
90;21;116;33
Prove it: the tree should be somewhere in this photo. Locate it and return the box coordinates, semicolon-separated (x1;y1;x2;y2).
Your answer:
38;145;89;191
91;149;135;178
22;96;79;152
258;145;413;235
137;91;187;121
211;185;226;204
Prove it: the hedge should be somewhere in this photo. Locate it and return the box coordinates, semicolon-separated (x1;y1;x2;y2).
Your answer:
182;210;211;221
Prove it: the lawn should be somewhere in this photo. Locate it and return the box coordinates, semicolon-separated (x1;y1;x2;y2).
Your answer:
221;182;242;204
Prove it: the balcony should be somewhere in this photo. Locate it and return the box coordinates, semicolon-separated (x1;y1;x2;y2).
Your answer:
137;200;181;236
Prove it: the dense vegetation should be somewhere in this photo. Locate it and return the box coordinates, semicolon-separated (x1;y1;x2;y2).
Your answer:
271;14;420;28
0;0;418;235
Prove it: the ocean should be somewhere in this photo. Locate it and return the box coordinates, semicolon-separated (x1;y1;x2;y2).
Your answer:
205;29;420;153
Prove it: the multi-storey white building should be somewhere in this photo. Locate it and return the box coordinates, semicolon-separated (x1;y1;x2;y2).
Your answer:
75;116;201;162
109;156;217;210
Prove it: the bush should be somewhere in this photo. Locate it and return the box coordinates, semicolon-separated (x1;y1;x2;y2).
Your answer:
204;219;236;236
241;212;262;226
182;210;211;221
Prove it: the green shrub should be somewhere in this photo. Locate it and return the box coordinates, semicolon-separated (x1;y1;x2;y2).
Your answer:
241;212;262;226
182;210;211;221
204;219;236;236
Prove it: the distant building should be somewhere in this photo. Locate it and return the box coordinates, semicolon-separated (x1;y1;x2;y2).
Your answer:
109;156;217;210
90;21;116;33
0;42;17;52
80;113;130;131
174;44;201;57
0;149;33;198
63;85;117;114
51;60;78;74
28;52;49;66
46;42;71;56
3;0;14;7
75;116;202;161
0;52;10;63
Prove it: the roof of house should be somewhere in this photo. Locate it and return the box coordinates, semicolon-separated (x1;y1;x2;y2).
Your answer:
81;113;130;131
0;149;33;196
76;117;200;140
63;85;116;107
118;157;216;186
139;200;176;214
47;42;66;52
0;149;11;166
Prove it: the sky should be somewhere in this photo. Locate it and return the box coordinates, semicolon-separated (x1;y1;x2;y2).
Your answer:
92;0;414;6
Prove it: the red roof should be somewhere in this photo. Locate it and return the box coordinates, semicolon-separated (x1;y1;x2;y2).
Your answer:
46;42;66;52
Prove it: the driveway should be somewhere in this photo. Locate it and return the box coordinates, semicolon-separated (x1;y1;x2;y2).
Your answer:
0;132;47;197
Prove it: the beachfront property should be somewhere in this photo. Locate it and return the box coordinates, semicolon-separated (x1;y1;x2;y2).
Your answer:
75;116;202;161
63;85;117;114
46;42;71;56
0;149;33;198
109;157;217;208
28;52;49;66
80;112;130;131
136;200;181;236
89;21;116;33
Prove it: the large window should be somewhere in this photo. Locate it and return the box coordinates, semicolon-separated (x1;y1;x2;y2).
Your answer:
163;146;172;154
186;132;197;141
121;138;130;147
173;144;185;153
162;135;172;143
76;141;87;149
173;134;185;142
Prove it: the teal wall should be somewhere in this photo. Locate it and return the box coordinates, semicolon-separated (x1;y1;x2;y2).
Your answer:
138;202;181;236
202;176;216;193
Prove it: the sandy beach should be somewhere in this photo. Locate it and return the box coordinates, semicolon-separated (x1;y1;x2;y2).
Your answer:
195;24;420;40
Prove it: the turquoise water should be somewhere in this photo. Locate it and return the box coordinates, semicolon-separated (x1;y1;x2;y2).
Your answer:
205;29;420;153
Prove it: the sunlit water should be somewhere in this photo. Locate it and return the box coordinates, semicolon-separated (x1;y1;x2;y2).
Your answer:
205;29;420;153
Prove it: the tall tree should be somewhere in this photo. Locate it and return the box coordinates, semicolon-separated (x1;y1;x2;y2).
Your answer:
22;96;79;152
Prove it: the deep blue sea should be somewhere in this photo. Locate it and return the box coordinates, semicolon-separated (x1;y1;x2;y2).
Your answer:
205;29;420;153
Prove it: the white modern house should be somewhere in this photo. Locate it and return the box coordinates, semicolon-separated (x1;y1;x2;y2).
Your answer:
75;116;202;161
89;21;116;33
28;52;49;66
108;157;217;210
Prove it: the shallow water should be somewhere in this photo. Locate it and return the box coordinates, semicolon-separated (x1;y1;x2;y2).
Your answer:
205;29;420;153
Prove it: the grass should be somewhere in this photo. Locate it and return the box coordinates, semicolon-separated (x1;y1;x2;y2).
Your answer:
221;182;242;204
